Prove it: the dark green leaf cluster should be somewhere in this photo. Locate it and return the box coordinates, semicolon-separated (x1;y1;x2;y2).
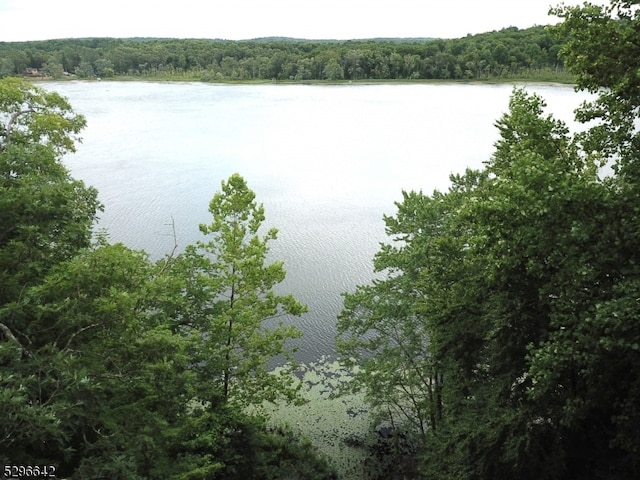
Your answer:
0;25;570;82
337;2;640;478
0;79;331;479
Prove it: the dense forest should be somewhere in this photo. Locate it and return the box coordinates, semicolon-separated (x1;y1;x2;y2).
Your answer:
0;25;569;82
2;1;640;479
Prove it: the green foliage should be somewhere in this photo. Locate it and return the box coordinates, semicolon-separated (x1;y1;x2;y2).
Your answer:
441;89;615;479
0;145;100;301
339;80;640;479
0;77;86;155
169;173;306;408
253;424;338;480
0;25;570;82
0;78;102;473
551;1;640;181
42;60;65;79
337;188;451;437
0;77;99;319
1;242;185;475
173;410;337;480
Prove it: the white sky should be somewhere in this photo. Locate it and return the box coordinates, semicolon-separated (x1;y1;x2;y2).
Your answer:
0;0;593;42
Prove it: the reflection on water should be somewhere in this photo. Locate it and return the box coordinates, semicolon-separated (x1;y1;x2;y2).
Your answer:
47;81;587;363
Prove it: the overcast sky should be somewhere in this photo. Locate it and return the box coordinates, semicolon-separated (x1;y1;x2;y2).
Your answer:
1;0;594;42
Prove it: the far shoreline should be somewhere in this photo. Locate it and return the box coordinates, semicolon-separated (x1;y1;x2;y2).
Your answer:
26;73;576;88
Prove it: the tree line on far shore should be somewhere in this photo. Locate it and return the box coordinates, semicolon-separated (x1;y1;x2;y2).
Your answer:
0;25;570;82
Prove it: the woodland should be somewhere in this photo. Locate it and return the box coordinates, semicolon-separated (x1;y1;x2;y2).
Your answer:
0;25;569;82
2;1;640;479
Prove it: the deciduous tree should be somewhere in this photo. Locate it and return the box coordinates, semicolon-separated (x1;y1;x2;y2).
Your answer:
0;78;99;309
171;173;306;408
338;85;640;479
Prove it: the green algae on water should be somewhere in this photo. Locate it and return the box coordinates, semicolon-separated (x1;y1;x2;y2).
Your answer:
259;356;373;480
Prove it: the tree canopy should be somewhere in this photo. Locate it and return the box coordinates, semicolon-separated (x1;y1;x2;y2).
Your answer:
0;25;569;82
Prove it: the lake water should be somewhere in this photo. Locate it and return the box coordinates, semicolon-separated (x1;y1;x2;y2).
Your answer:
46;81;589;363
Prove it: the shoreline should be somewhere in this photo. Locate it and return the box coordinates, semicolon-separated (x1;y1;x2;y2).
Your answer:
27;74;576;87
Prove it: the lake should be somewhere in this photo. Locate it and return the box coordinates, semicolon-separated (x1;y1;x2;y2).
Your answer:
46;81;589;363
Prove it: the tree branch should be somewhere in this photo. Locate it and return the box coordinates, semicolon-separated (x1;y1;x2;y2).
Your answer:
1;108;35;152
0;322;33;359
63;322;103;351
157;215;179;276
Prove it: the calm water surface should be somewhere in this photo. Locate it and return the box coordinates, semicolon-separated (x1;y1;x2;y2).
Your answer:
46;81;588;362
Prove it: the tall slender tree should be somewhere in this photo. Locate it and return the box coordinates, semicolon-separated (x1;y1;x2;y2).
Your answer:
172;173;306;408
